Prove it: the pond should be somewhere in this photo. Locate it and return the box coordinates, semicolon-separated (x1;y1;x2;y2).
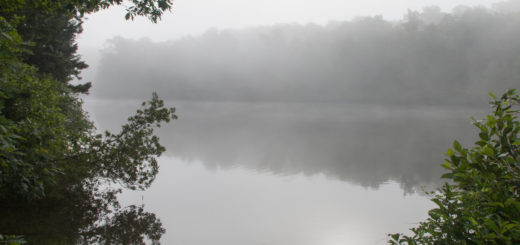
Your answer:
84;99;487;244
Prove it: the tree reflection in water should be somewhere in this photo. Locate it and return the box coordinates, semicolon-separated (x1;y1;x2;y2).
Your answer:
0;182;164;245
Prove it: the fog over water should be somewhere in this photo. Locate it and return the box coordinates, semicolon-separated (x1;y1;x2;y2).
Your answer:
81;2;520;244
86;4;520;190
88;100;485;192
85;99;481;244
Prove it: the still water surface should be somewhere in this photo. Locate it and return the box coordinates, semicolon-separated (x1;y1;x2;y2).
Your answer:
86;99;486;245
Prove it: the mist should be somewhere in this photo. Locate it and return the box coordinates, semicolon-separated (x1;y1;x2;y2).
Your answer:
92;5;520;105
83;4;520;192
88;99;488;193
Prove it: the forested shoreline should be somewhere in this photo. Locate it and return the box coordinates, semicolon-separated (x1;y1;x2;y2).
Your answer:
95;5;519;106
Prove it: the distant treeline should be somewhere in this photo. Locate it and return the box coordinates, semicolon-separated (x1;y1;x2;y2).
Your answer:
95;4;520;105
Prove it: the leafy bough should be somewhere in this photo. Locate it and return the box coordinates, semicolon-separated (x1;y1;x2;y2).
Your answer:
389;89;520;244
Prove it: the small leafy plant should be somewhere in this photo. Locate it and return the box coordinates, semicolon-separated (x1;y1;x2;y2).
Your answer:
389;89;520;244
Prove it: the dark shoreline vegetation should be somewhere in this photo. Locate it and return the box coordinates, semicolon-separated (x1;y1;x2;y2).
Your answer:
1;0;175;244
1;0;519;244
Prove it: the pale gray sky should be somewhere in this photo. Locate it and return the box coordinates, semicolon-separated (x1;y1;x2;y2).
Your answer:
78;0;497;47
76;0;501;82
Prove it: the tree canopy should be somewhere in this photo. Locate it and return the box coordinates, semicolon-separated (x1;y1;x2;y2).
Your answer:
1;0;173;94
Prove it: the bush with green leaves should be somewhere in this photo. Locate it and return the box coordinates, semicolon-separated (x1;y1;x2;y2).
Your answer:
389;89;520;244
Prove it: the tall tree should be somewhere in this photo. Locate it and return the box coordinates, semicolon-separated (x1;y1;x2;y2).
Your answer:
1;0;173;93
1;0;176;243
17;10;90;92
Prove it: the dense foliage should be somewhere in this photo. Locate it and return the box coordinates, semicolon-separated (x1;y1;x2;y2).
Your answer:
1;0;172;93
389;90;520;244
0;0;175;244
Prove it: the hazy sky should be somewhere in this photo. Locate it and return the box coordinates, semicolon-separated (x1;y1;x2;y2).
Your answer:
75;0;502;82
78;0;497;47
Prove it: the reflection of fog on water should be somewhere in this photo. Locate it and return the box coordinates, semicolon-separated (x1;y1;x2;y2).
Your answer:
86;100;486;192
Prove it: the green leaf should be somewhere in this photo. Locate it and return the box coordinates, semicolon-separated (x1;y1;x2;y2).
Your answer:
488;202;504;208
504;198;515;207
483;145;494;157
441;173;453;179
446;148;455;157
485;219;499;233
441;161;451;169
501;223;518;234
1;32;13;41
390;233;400;241
468;217;478;226
453;140;462;152
479;132;489;140
513;202;520;212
